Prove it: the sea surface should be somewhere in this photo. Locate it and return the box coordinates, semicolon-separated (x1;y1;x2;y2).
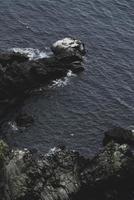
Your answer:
0;0;134;156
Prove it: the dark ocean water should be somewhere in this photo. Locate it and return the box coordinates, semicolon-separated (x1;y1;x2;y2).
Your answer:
1;0;134;156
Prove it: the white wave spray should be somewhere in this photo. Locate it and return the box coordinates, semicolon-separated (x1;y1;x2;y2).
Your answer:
49;70;76;88
11;48;50;60
8;121;18;131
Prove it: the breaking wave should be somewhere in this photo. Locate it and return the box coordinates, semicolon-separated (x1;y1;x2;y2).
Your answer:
11;48;50;60
8;121;18;131
49;70;76;88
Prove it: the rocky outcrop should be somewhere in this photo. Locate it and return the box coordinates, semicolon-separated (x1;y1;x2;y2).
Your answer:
0;38;85;103
1;145;84;200
51;37;86;62
1;38;134;200
103;127;134;145
1;127;134;200
80;142;134;196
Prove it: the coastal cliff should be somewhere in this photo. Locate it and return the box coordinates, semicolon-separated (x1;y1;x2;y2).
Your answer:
0;128;134;200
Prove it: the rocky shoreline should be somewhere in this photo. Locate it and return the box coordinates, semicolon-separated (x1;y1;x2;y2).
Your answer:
0;127;134;200
0;38;133;200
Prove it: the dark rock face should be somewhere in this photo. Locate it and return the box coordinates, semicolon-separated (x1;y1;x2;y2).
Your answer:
82;142;134;186
0;38;85;102
103;127;134;146
0;52;29;67
0;136;134;200
3;146;83;200
78;142;134;200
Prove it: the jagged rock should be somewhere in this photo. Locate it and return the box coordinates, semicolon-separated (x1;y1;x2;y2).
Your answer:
78;141;134;200
5;146;83;200
0;141;9;200
51;37;86;62
0;52;28;67
82;142;134;186
103;127;134;146
0;140;8;168
0;138;134;200
0;38;85;103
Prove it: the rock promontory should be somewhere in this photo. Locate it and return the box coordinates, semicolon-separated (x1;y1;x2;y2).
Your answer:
0;38;86;102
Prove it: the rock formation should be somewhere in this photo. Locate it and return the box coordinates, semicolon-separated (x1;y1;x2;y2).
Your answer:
103;127;134;145
15;113;34;127
0;39;134;199
51;37;86;61
0;127;134;200
0;38;86;102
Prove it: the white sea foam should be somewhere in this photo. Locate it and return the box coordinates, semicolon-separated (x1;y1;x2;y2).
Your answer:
53;38;79;48
10;48;76;88
11;48;49;60
49;70;76;88
8;121;18;131
70;133;74;137
46;147;61;157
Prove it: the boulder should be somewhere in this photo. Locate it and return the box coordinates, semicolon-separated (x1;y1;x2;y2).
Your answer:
51;37;86;62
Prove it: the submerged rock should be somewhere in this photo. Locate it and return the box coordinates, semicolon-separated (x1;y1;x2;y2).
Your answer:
103;127;134;146
15;113;34;127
